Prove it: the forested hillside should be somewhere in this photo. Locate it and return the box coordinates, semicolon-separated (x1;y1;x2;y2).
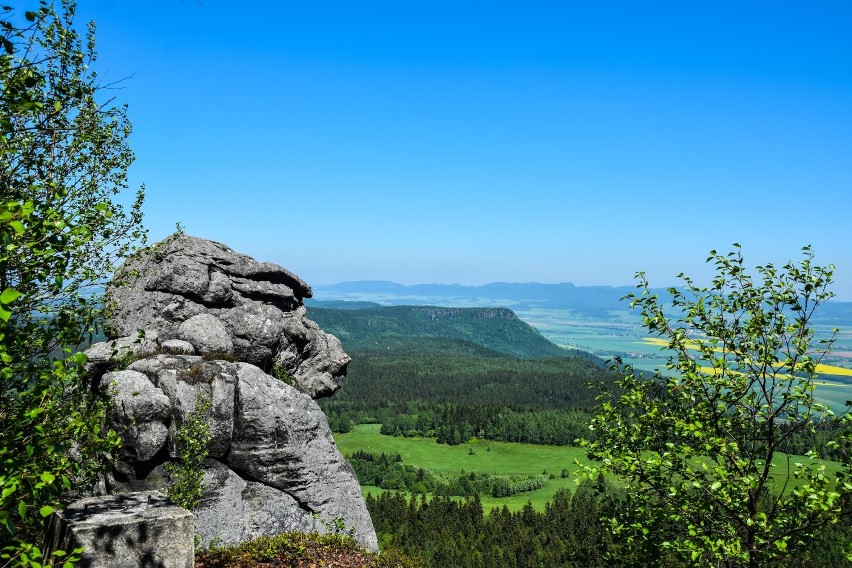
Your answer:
309;304;611;445
312;294;851;566
306;304;580;359
319;345;609;445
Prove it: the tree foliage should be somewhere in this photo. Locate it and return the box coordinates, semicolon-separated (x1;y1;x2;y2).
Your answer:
366;479;624;567
582;246;851;566
1;1;144;564
1;0;144;359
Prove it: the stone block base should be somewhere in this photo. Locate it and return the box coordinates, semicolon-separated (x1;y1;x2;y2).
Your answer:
44;491;193;568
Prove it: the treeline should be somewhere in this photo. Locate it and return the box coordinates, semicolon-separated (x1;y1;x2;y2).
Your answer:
348;451;550;498
368;481;852;568
781;420;852;462
324;350;609;407
376;403;594;446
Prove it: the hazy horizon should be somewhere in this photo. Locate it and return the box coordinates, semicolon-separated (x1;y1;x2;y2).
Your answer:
309;278;852;304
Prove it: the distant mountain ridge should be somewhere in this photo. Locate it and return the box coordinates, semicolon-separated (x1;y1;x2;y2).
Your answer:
314;281;638;318
314;281;852;324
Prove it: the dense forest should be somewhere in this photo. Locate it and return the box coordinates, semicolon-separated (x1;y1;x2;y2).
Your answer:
367;480;852;567
310;304;611;446
318;344;609;446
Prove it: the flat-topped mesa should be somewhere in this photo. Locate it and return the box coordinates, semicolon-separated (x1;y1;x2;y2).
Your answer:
84;234;377;551
105;233;347;399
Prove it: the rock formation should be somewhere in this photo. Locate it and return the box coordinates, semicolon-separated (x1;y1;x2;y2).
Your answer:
86;234;377;551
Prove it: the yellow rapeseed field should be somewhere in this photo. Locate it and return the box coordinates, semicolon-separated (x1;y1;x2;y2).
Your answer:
641;338;852;377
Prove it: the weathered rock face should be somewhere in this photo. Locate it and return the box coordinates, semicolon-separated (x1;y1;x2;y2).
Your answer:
106;234;349;398
88;234;376;551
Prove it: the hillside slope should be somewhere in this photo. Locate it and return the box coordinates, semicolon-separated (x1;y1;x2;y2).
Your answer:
306;305;571;359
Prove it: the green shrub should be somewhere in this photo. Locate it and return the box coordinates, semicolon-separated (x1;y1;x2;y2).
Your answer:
271;361;295;386
164;394;212;510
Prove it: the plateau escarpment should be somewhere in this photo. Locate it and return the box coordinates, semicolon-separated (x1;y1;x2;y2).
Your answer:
84;234;377;551
306;304;572;359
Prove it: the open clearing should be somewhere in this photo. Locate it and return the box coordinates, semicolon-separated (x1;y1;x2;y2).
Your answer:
334;424;590;511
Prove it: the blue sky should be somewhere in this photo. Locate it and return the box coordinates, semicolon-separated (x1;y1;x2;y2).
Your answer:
76;1;852;298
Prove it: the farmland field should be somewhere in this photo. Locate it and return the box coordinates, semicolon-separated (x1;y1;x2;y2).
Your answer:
513;306;852;411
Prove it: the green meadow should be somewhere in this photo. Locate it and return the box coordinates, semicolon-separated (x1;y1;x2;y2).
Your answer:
334;424;846;513
334;423;591;511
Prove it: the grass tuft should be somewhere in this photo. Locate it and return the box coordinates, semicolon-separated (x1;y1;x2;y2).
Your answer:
195;532;423;568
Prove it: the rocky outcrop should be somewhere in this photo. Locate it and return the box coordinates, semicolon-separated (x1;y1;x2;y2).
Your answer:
87;234;376;551
106;234;349;398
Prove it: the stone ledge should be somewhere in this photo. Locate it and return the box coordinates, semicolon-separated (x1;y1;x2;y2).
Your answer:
44;491;193;568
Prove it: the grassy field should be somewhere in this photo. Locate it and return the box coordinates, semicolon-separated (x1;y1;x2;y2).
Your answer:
334;424;846;514
334;424;591;512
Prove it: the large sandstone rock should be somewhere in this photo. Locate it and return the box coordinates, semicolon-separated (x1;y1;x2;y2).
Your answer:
193;459;317;548
89;235;376;551
227;364;373;548
178;314;233;356
106;234;347;398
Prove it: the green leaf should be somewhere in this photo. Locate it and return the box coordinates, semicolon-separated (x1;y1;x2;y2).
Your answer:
1;484;16;500
39;505;54;517
710;481;721;492
0;287;20;305
17;501;25;518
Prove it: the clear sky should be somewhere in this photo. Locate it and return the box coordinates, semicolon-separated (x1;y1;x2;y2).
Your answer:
75;1;852;298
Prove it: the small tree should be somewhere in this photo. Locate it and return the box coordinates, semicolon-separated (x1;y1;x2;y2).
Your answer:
164;393;212;511
582;245;851;567
1;0;144;360
1;2;144;565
